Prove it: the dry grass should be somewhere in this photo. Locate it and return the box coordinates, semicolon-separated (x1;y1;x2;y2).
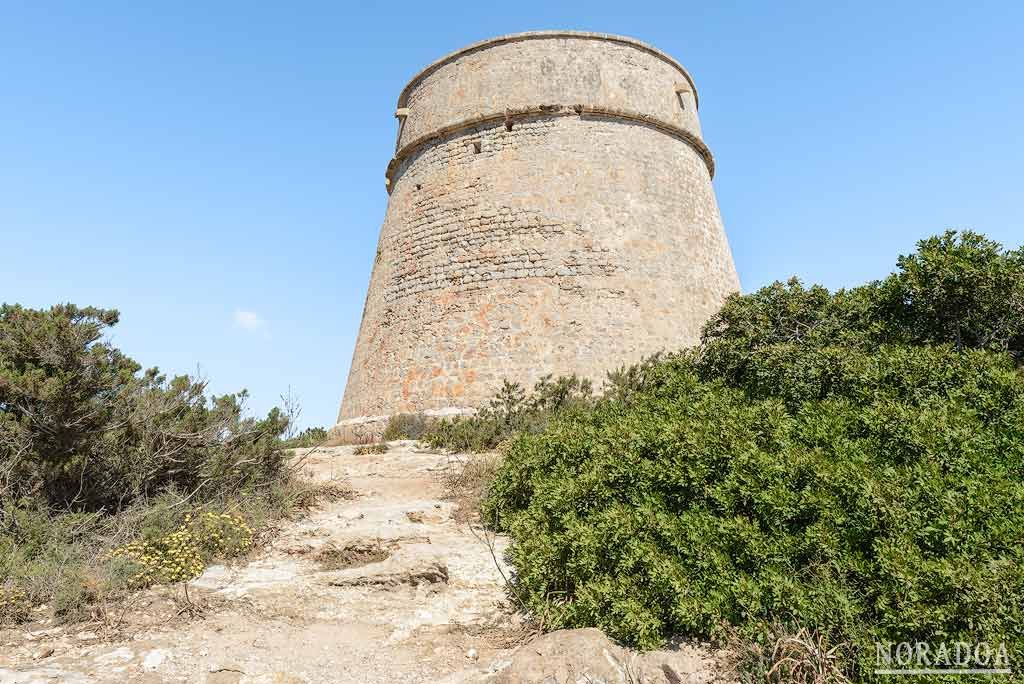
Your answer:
353;442;389;455
440;452;503;524
0;476;355;629
738;624;850;684
315;540;390;570
383;413;433;441
288;480;357;509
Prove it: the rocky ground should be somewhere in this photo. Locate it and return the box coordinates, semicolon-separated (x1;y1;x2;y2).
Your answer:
0;442;730;683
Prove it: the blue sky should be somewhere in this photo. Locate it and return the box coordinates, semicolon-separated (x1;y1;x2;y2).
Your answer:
2;1;1022;430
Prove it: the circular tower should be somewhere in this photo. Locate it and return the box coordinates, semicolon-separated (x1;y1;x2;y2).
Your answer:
334;31;740;441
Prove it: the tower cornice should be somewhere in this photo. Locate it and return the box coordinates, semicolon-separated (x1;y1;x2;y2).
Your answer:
396;31;700;111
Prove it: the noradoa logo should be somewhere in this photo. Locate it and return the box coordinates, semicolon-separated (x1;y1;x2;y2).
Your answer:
875;641;1012;676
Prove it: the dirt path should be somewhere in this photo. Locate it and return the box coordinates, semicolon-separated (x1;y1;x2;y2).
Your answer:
0;442;522;683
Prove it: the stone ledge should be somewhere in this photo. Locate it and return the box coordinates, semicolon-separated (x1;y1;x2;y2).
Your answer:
385;103;715;192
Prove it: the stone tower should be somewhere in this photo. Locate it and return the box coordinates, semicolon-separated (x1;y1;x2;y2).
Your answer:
334;31;740;441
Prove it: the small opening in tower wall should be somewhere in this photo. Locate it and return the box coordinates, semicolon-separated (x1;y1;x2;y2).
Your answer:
472;141;482;154
415;183;422;191
505;120;513;132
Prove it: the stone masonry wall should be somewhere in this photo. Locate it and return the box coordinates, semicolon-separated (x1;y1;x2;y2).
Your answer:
395;32;703;149
334;32;740;442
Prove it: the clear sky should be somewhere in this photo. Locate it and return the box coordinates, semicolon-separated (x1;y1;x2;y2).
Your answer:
2;1;1022;430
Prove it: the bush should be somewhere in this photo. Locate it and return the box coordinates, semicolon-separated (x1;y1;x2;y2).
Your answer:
0;585;30;625
282;426;328;448
381;376;595;452
0;501;112;620
382;413;432;441
107;511;253;587
425;414;506;453
889;231;1024;358
484;231;1024;682
425;376;594;452
0;304;289;511
0;303;314;623
353;442;388;455
442;452;503;524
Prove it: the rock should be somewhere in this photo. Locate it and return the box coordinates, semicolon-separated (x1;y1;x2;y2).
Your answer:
0;666;91;683
323;557;449;588
32;646;54;660
271;674;307;684
93;646;135;665
207;669;245;684
243;673;307;684
142;649;167;672
467;647;479;661
493;628;728;684
493;628;628;684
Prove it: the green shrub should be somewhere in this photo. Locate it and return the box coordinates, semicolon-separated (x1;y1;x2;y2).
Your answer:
425;376;594;452
0;303;309;622
107;510;253;587
382;413;432;441
186;510;254;558
0;585;30;625
0;502;106;613
484;231;1024;682
0;304;290;511
889;231;1024;358
425;414;505;453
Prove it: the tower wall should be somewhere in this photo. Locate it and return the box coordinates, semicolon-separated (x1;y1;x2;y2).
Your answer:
334;32;740;441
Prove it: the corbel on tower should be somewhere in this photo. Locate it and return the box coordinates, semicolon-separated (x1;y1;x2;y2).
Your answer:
674;83;691;110
387;107;412;189
394;107;411;151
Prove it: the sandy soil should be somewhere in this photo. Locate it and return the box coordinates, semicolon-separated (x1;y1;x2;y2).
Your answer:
0;443;523;683
1;442;728;684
